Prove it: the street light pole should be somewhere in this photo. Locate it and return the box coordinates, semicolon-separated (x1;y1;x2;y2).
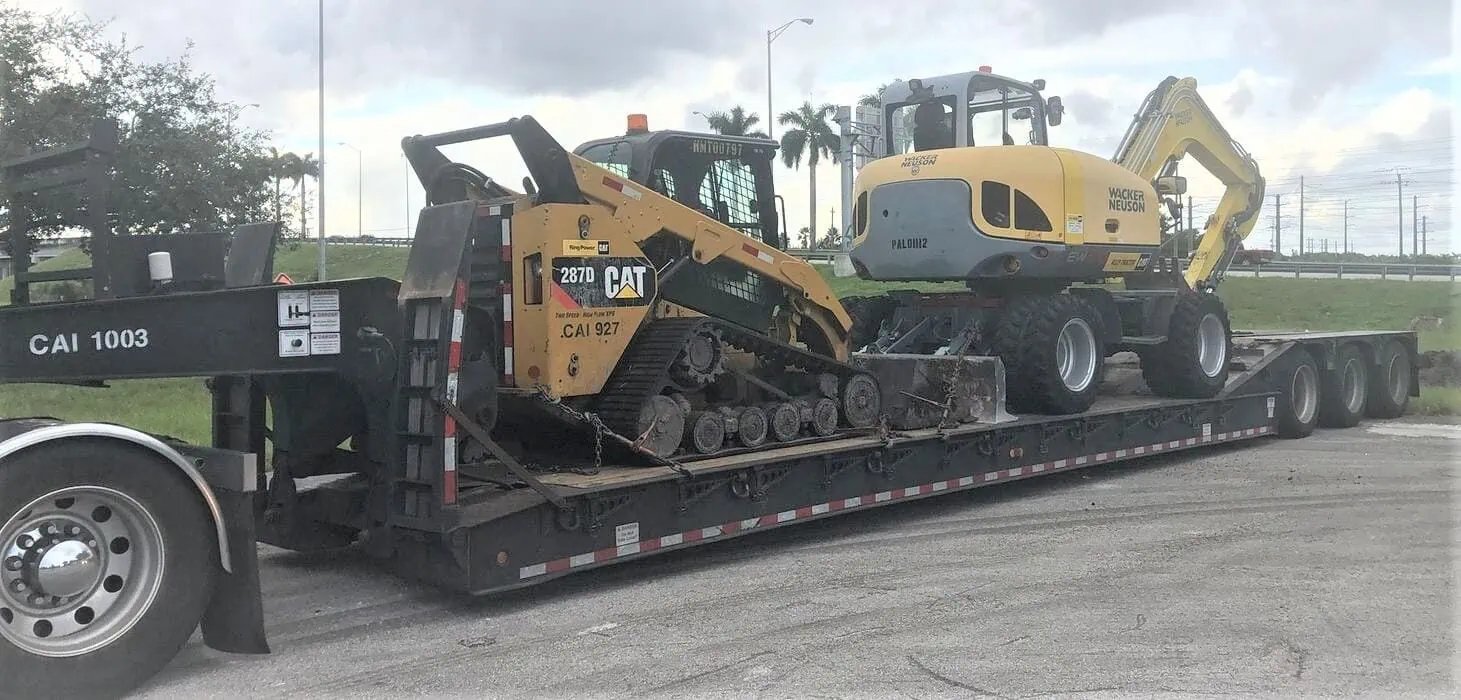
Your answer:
766;17;813;140
316;0;327;280
338;142;362;238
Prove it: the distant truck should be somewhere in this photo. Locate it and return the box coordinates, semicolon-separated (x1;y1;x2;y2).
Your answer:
1233;245;1277;265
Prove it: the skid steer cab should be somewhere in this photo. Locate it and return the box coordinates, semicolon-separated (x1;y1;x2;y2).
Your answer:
574;115;789;250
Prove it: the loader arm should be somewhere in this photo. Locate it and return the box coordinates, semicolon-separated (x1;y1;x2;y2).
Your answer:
1112;77;1266;290
570;155;853;357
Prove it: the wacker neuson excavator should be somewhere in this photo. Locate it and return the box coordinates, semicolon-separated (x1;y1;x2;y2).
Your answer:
0;78;1415;698
846;69;1266;415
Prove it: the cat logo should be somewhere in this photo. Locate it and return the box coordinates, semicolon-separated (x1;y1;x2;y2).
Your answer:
604;265;650;300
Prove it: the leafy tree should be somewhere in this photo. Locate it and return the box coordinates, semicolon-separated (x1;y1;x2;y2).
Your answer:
0;4;283;248
778;101;839;248
703;106;767;138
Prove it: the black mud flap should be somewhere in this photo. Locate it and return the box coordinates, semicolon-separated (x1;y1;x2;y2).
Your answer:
200;488;270;654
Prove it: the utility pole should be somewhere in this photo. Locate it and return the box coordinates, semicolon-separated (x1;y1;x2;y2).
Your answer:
1422;215;1428;255
403;154;411;236
1395;170;1404;257
1272;194;1282;254
316;0;327;280
1298;175;1304;257
1412;194;1418;259
766;17;814;141
1342;200;1348;254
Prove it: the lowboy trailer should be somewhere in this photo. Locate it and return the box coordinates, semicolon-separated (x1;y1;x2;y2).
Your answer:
0;125;1419;699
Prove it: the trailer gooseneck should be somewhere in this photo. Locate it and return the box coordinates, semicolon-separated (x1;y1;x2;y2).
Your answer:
0;120;1418;699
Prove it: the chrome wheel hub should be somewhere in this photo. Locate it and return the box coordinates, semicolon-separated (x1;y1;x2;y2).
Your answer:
1056;317;1098;393
0;487;164;657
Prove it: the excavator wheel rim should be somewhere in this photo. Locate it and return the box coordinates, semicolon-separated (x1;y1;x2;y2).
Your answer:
1197;313;1227;378
1055;318;1099;394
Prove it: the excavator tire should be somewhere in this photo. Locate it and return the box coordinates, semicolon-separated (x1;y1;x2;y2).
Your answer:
1141;292;1232;399
993;294;1105;415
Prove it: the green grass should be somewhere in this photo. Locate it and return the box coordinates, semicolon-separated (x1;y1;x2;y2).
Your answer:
1409;386;1461;417
3;248;1458;429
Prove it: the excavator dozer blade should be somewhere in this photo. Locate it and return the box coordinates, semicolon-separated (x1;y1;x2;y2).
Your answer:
850;354;1015;430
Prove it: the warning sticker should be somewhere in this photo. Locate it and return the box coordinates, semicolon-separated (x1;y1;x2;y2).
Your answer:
311;333;341;355
615;522;640;547
278;329;310;357
1065;214;1084;236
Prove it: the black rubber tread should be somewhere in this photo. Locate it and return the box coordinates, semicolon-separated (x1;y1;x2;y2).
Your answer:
1141;292;1232;399
591;317;880;458
1365;340;1411;419
992;294;1105;415
1318;344;1368;428
0;439;217;700
1276;351;1321;439
840;294;899;351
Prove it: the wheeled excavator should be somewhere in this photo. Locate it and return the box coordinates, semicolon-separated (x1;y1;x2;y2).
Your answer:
400;116;916;460
845;69;1266;415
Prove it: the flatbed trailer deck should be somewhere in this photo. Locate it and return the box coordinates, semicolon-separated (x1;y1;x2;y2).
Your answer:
0;198;1420;696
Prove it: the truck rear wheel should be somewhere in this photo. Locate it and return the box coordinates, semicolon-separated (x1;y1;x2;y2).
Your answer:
1318;344;1369;428
1365;340;1412;418
993;294;1105;415
1142;292;1231;399
0;439;216;700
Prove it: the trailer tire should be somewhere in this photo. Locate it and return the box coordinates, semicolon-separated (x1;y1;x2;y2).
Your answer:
1141;292;1231;399
994;294;1105;415
0;439;216;700
1276;352;1321;439
1318;344;1369;428
1364;340;1412;419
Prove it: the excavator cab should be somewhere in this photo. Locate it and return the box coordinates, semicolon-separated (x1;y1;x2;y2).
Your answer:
882;68;1063;154
574;118;786;249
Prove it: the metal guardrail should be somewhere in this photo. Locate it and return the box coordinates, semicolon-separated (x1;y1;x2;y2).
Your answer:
324;238;1459;280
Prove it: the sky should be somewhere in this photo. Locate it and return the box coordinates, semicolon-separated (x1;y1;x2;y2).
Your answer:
28;0;1460;256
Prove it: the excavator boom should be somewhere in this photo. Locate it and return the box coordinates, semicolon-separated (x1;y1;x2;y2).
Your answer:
1113;77;1266;290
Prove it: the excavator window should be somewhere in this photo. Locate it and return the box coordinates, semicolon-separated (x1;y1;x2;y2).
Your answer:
1013;190;1052;232
578;141;631;177
888;97;956;154
968;76;1044;147
981;181;1011;228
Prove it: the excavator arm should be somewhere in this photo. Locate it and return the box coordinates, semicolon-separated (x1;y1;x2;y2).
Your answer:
1112;77;1266;290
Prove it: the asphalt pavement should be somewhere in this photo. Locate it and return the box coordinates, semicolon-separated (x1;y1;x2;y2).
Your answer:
139;420;1458;699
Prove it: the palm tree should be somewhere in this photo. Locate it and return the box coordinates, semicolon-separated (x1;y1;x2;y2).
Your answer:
858;83;890;110
778;101;839;248
703;106;767;138
275;152;319;239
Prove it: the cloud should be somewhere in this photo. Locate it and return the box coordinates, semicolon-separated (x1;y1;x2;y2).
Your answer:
1226;84;1254;118
1061;89;1117;130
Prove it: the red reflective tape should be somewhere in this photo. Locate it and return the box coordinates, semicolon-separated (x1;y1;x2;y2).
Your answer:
721;520;742;535
640;538;662;553
684;529;705;542
502;320;514;342
594;547;616;563
603;176;624;192
444;417;456;439
795;506;813;519
742;243;759;257
545;558;572;574
443;469;458;505
453;280;468;310
827;500;846;512
759;514;777;527
448;343;463;371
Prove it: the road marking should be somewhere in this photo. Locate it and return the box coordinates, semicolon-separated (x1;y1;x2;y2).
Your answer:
1366;423;1461;440
576;622;620;636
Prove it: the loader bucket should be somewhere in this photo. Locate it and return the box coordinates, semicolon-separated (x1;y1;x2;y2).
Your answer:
850;354;1015;429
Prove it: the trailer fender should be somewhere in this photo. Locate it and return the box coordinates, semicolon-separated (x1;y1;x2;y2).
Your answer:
0;422;234;573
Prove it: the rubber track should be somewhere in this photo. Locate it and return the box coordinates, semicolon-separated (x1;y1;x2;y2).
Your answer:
593;317;868;442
